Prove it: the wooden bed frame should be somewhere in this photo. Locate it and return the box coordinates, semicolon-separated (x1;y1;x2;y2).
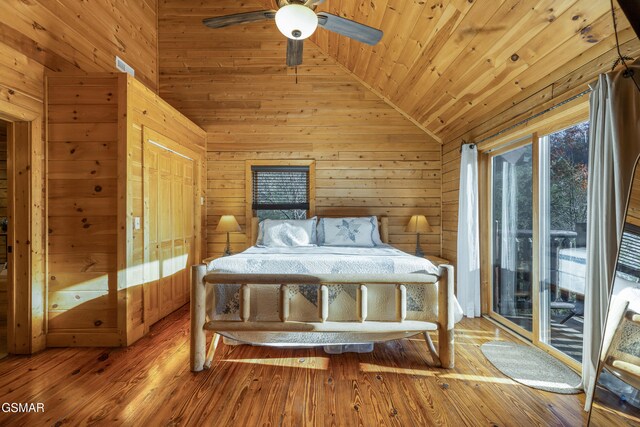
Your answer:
191;216;454;372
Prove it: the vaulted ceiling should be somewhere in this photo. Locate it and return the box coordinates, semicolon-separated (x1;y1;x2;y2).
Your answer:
265;0;637;141
160;0;639;142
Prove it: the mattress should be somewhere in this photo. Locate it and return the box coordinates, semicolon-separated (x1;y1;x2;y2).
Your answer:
205;245;463;345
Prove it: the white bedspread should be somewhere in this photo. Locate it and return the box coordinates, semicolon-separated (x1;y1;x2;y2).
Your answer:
208;244;441;276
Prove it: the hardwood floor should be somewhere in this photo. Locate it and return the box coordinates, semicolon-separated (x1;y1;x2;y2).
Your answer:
0;305;587;426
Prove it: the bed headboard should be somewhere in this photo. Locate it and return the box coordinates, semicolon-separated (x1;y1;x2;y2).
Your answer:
250;216;389;246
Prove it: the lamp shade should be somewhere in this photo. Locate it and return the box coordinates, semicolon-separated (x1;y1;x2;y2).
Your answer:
275;4;318;40
405;215;432;233
216;215;241;233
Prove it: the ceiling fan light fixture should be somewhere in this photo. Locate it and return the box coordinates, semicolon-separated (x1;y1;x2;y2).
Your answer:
275;4;318;40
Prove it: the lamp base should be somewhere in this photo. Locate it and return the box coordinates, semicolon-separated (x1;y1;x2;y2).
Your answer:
223;232;232;257
414;233;424;258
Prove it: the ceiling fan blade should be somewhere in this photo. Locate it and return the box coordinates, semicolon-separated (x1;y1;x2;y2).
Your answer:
317;12;383;45
202;10;276;29
286;38;304;67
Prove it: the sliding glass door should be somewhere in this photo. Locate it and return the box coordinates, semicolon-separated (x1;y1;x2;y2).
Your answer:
491;144;534;334
488;121;589;364
539;122;590;362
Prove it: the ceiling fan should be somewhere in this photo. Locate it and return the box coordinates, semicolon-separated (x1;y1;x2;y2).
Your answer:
202;0;383;66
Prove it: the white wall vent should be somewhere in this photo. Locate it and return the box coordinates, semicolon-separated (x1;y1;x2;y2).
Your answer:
115;56;135;77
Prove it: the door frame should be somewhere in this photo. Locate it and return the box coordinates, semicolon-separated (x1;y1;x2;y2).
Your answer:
482;134;539;343
480;115;590;372
0;104;46;355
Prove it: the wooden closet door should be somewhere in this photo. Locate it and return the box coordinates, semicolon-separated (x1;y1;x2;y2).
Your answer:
144;139;196;324
183;159;195;303
143;146;161;326
158;150;174;318
171;160;185;311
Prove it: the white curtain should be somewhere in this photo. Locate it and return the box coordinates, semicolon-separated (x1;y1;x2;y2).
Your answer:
456;144;481;317
583;61;640;410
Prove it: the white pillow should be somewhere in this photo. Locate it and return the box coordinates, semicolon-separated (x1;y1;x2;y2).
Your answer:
321;217;379;247
258;218;317;247
318;216;383;246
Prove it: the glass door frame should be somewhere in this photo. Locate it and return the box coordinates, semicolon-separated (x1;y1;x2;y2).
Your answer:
481;132;582;372
481;134;540;343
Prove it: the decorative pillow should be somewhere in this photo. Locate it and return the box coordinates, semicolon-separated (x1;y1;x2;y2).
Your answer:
257;217;317;247
321;217;380;247
317;216;383;246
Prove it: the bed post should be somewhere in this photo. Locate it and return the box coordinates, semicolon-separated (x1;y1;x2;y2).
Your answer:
380;217;389;244
191;264;207;372
251;217;259;245
438;264;455;368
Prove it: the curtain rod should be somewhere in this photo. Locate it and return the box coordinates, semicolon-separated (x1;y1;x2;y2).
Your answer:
470;87;592;149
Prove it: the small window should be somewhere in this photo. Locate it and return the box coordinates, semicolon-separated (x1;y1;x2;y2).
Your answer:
251;165;310;220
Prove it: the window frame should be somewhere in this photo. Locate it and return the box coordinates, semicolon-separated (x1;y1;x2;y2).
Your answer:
482;134;540;343
478;97;590;371
244;159;316;240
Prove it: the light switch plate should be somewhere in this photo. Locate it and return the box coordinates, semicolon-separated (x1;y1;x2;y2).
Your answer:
134;217;141;230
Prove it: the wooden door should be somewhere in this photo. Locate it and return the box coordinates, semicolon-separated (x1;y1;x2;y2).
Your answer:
143;147;161;326
158;150;174;318
171;159;185;311
183;160;195;305
144;139;195;324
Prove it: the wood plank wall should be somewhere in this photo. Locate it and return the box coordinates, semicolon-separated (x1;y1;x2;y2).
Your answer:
0;0;157;352
46;74;206;347
47;75;121;346
0;0;159;91
158;0;442;259
207;140;441;257
0;40;47;354
0;122;6;264
0;121;5;358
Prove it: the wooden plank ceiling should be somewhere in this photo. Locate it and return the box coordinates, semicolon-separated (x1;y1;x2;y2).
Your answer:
244;0;634;143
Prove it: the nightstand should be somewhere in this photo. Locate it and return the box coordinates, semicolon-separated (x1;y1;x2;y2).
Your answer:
424;255;449;267
202;252;233;266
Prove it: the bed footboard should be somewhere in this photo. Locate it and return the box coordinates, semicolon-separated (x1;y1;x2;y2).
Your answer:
190;265;455;371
